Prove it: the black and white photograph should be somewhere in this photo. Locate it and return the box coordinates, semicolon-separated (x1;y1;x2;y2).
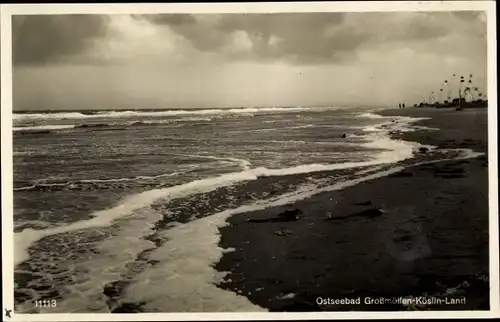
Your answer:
1;1;498;320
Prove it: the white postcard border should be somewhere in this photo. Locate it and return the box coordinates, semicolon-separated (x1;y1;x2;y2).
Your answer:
1;1;498;320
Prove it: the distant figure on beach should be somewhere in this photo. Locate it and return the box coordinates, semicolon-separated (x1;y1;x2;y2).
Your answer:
402;103;405;108
398;103;402;109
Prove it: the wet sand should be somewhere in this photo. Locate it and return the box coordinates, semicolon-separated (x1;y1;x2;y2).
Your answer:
215;107;489;311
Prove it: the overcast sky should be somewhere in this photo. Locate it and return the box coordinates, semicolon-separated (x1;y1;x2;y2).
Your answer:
12;11;487;110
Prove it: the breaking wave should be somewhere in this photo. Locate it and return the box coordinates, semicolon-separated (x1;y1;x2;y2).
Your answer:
13;125;76;132
13;107;340;121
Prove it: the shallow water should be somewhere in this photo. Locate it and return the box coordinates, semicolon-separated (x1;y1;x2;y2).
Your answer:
13;106;434;312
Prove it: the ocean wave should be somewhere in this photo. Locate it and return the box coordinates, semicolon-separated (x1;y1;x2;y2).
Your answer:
13;107;338;121
14;220;58;231
13;151;32;156
13;124;76;132
13;171;188;192
357;112;386;119
74;123;111;129
12;119;205;133
356;114;443;166
168;153;252;171
227;124;355;134
138;117;213;124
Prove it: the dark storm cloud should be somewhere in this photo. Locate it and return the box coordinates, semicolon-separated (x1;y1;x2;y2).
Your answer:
12;15;110;65
136;11;485;64
135;13;237;52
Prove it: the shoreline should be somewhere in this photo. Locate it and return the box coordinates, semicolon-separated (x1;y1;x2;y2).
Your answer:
215;107;489;311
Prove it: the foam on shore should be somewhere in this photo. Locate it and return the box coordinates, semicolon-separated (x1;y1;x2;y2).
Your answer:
118;165;408;311
122;145;485;312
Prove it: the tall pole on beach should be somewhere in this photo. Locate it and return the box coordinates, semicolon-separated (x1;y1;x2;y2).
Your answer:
452;74;458;101
459;76;464;98
468;74;476;101
459;75;465;110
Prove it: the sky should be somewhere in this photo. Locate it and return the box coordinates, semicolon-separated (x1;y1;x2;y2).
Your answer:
11;11;488;111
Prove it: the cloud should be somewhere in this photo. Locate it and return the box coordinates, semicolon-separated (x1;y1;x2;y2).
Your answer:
135;13;355;63
134;11;486;64
12;15;110;65
12;11;486;67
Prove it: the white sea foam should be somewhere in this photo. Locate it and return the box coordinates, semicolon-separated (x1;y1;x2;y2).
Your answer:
13;107;337;121
227;124;354;134
389;116;432;132
13;151;31;156
359;115;435;161
14;170;260;267
13;118;211;133
13;124;76;131
359;113;431;134
357;112;386;119
362;136;422;163
169;153;252;171
77;171;184;183
137;117;213;124
121;167;405;311
14;220;58;230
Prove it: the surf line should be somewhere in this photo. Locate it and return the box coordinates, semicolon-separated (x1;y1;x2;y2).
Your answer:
120;147;484;312
13;154;408;268
13;171;188;192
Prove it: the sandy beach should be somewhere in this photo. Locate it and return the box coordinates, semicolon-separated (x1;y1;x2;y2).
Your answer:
215;107;489;311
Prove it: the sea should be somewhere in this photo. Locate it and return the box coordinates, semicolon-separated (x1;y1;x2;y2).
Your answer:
12;106;442;313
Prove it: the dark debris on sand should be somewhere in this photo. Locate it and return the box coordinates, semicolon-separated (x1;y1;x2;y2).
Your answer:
248;208;303;223
325;207;384;221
